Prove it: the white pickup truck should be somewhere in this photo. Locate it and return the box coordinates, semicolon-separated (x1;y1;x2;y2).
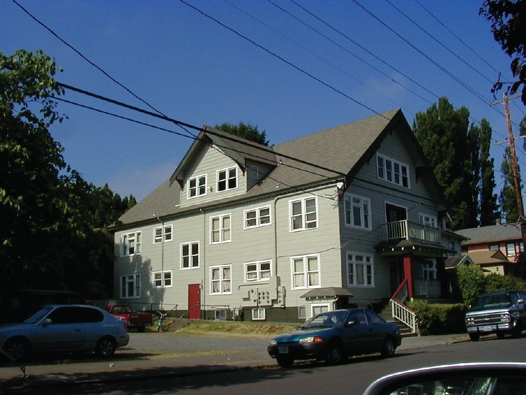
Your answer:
465;290;526;341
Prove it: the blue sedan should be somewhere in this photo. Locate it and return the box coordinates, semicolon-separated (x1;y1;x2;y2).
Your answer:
267;308;402;367
1;304;130;362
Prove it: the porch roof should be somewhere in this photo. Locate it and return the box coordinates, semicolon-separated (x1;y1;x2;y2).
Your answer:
300;287;354;299
375;239;454;258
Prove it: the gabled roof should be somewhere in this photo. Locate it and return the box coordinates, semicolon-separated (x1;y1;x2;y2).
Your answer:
169;126;277;188
445;254;474;269
466;250;511;266
116;109;446;227
456;224;522;245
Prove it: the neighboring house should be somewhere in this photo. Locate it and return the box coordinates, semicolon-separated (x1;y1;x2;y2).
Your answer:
455;223;524;276
112;109;460;324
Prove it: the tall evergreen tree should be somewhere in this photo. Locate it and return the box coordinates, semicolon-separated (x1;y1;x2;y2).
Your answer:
412;98;487;230
476;119;499;226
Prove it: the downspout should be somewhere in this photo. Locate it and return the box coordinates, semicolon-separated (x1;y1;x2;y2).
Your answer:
201;208;206;320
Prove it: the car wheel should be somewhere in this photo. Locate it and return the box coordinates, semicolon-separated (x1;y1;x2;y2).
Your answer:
95;337;116;358
511;323;522;338
3;338;30;362
469;333;480;342
276;356;294;368
381;337;396;358
496;331;505;339
326;342;343;365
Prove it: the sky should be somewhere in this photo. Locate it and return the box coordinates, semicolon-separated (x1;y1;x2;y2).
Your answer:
2;0;525;202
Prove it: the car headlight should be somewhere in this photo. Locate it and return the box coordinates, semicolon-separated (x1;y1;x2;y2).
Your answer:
299;336;324;344
269;339;277;345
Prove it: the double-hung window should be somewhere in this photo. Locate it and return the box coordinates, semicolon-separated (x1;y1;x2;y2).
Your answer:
347;253;374;286
344;195;371;229
377;154;409;188
154;225;173;243
153;271;172;287
506;242;516;257
121;232;142;256
244;206;271;228
188;175;207;198
217;167;237;192
181;242;199;269
245;260;271;282
291;255;320;289
290;197;318;231
120;274;141;298
210;265;231;294
211;214;231;243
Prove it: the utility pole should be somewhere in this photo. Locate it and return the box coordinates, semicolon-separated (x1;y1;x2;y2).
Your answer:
491;93;526;250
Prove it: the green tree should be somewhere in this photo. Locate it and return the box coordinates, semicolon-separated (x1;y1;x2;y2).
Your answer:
413;98;486;230
0;50;134;297
498;146;522;222
475;119;499;226
215;122;270;146
480;0;526;105
456;264;486;306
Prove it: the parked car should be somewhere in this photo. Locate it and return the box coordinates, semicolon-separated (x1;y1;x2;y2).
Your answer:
105;303;154;332
0;304;130;362
0;289;85;324
267;308;402;368
465;290;526;341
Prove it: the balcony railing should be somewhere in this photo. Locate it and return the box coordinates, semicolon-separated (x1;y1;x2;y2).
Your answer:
380;220;441;245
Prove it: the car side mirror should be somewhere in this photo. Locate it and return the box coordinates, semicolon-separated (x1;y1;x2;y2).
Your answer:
517;299;524;307
42;318;52;326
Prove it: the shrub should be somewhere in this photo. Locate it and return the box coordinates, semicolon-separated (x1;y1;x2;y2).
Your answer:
408;300;467;335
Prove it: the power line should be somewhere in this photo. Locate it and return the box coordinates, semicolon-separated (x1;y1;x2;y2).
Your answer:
178;0;385;119
58;82;347;179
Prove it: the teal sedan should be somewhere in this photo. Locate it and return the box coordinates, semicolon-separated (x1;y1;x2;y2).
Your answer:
268;308;401;367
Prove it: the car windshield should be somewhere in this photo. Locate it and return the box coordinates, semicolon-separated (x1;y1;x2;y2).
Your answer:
24;306;53;324
473;293;511;309
300;311;348;329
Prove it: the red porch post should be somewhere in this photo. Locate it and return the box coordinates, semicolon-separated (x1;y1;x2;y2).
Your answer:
403;255;414;299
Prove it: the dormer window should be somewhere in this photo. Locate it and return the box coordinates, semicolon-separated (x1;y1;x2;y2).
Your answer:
188;175;207;198
217;167;237;191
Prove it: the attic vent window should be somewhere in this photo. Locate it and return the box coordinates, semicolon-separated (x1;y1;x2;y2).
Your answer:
217;167;237;191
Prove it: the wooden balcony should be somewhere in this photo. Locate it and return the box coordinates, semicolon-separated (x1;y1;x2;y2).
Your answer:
380;220;441;245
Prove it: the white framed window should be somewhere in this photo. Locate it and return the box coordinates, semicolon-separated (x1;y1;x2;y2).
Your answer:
153;225;173;243
211;214;231;243
121;232;142;256
377;154;410;188
244;206;271;228
181;242;200;269
252;308;266;321
419;214;437;227
422;259;437;280
290;197;318;231
153;271;172;288
489;243;499;251
188;175;207;198
298;306;306;320
347;252;374;286
506;242;516;257
245;260;271;282
210;265;232;294
217;167;237;192
291;255;320;289
120;274;141;298
311;304;329;317
344;194;371;229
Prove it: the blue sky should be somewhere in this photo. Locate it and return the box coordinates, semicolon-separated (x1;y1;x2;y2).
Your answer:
2;0;525;201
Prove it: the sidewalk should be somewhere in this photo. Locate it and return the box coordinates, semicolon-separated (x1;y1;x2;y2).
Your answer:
0;334;467;392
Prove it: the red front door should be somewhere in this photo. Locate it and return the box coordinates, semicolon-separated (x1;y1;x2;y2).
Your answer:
188;284;201;319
